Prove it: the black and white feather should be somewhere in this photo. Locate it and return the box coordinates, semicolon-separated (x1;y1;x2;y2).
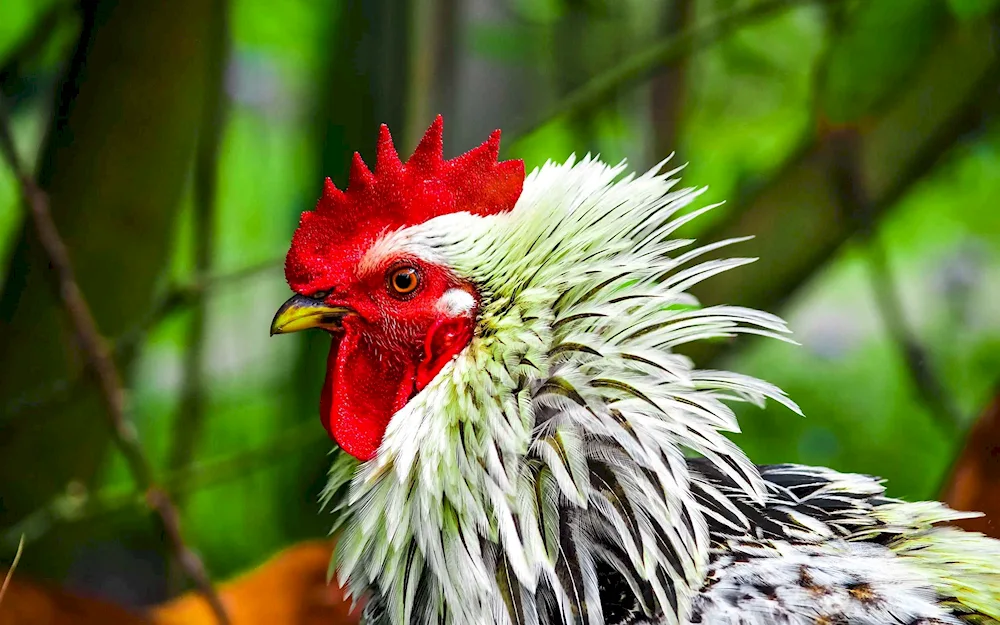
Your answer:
322;157;1000;625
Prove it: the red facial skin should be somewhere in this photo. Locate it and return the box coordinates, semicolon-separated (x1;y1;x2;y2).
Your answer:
316;257;477;461
283;116;523;461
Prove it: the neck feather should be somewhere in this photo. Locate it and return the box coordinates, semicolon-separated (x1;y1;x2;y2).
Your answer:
325;156;800;625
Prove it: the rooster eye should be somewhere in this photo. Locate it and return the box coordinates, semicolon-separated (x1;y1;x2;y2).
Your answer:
388;266;420;296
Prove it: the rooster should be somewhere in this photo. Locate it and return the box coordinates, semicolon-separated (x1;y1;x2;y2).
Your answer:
270;117;1000;625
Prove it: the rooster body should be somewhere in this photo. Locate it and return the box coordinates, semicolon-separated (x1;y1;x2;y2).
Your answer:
272;118;1000;625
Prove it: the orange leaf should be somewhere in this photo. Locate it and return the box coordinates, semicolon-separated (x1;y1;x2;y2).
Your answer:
152;540;362;625
0;575;149;625
0;541;361;625
941;389;1000;538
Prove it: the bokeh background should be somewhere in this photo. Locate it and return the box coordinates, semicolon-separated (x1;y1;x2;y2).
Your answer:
1;0;999;622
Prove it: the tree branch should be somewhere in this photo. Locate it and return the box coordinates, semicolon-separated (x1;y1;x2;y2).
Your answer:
122;259;282;356
506;0;846;150
683;19;1000;365
0;259;281;421
828;128;963;432
0;103;230;625
2;420;323;551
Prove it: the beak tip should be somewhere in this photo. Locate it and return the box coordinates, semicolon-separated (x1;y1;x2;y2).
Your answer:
269;317;284;336
271;294;350;336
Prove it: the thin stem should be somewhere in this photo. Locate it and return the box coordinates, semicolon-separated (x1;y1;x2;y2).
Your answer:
0;535;25;607
864;239;964;431
0;102;230;625
0;259;282;421
506;0;844;151
828;128;963;432
688;34;1000;366
4;0;849;422
2;420;323;550
120;259;281;356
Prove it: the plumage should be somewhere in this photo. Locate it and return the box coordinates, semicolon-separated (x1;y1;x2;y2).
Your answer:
273;119;1000;625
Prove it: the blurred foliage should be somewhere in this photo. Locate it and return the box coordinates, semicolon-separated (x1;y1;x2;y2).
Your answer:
0;0;998;612
819;0;946;123
1;540;360;624
949;0;1000;19
736;125;1000;498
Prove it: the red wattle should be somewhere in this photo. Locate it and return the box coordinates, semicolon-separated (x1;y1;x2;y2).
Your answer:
318;333;340;441
323;321;416;461
415;317;473;391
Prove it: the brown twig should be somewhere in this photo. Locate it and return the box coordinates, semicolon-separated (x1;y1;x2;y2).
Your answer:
812;7;962;433
0;534;25;608
3;420;323;550
0;103;230;625
828;128;963;432
120;259;281;356
0;258;281;420
147;487;226;607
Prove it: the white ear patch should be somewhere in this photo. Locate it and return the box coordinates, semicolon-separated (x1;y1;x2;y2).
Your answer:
438;288;475;316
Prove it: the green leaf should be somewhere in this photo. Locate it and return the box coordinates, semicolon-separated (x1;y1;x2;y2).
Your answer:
820;0;949;123
0;0;55;62
946;0;999;19
468;23;543;63
0;0;220;535
511;0;566;24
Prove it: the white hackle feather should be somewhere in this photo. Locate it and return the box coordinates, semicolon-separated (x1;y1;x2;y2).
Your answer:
321;156;1000;625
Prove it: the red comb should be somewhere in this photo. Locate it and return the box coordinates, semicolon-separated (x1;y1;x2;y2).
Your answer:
285;116;524;293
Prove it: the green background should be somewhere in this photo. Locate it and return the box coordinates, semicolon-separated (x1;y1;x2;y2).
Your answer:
0;0;997;606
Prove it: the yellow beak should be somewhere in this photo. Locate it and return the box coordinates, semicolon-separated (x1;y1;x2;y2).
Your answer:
270;294;352;336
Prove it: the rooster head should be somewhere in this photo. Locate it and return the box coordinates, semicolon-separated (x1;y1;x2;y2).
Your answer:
271;116;524;461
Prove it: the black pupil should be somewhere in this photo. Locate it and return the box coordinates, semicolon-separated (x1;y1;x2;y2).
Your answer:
394;270;414;291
